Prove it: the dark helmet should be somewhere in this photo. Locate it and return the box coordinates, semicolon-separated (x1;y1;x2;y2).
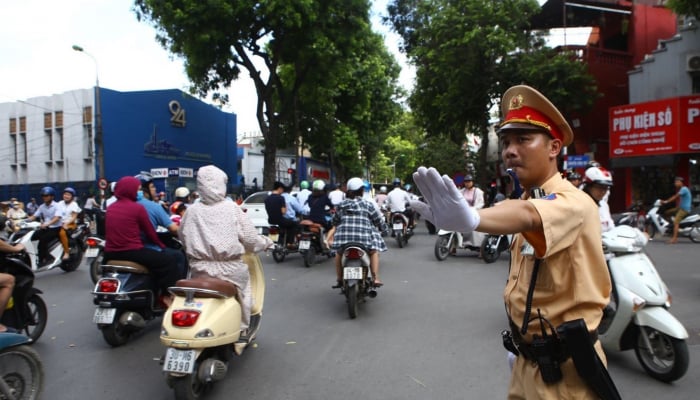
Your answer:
63;187;77;197
567;171;581;181
134;172;154;190
40;186;56;197
393;177;401;186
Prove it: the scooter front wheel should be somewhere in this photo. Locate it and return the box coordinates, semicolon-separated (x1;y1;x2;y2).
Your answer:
689;222;700;243
634;328;689;382
171;373;206;400
23;294;48;342
434;235;451;261
480;236;500;264
0;344;44;400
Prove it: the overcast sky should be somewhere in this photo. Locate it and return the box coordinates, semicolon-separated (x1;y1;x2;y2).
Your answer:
0;0;413;136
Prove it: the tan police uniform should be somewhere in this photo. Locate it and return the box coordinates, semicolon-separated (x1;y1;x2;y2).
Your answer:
504;174;611;399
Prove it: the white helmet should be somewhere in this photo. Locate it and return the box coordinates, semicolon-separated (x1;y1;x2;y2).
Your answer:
175;187;190;198
379;186;387;194
312;179;325;191
584;166;613;187
346;177;364;191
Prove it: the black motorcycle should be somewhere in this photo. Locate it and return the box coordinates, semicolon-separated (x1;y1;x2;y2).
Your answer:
390;211;413;248
268;225;301;263
298;220;334;267
337;243;378;319
0;253;48;342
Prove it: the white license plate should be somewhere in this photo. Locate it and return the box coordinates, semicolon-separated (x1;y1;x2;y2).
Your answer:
163;348;196;374
299;240;311;250
343;266;363;280
93;307;116;324
86;248;100;258
269;233;279;242
393;223;403;230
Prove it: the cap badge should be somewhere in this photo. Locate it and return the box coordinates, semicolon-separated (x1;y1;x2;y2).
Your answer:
509;94;524;110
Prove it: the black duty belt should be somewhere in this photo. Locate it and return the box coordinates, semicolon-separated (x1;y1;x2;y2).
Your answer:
512;328;599;363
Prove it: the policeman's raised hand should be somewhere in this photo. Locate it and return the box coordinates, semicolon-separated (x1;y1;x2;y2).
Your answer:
410;167;480;233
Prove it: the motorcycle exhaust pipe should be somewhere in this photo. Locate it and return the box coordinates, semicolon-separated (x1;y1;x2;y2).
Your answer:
118;311;146;329
198;359;228;383
368;290;377;298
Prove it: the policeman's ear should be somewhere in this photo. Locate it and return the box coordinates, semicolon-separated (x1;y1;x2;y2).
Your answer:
549;138;563;160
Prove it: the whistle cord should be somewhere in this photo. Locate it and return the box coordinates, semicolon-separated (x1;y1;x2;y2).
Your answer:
521;258;541;336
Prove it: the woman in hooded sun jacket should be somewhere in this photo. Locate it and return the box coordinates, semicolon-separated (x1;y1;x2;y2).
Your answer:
178;165;273;332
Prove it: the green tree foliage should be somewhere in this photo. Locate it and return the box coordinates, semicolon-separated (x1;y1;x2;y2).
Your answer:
667;0;700;19
386;0;597;184
134;0;375;188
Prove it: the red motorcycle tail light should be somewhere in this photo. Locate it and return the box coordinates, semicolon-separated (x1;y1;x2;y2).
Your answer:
268;226;279;234
172;310;201;327
345;248;364;259
97;279;119;293
86;237;99;247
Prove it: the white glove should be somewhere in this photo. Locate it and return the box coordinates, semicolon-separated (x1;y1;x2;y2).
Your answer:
410;166;480;233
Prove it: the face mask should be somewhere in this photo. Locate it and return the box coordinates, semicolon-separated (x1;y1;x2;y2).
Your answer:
137;190;144;201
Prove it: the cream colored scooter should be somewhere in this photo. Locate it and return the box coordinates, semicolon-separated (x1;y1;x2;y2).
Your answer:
160;253;265;399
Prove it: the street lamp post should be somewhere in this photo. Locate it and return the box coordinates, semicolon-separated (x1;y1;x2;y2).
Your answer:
72;45;104;181
392;154;405;179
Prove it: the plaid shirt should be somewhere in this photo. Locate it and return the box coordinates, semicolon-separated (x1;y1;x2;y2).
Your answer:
331;198;387;252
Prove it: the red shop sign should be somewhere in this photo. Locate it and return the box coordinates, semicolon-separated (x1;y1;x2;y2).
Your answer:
609;98;680;157
679;95;700;152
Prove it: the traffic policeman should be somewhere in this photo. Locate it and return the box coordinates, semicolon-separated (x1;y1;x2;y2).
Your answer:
411;85;618;399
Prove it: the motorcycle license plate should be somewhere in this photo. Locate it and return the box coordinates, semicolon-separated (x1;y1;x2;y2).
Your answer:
299;240;311;250
93;307;116;324
269;233;279;242
86;248;100;258
163;348;196;374
393;223;403;230
343;266;363;280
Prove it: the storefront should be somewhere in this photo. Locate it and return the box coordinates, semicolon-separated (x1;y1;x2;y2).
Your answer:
609;95;700;209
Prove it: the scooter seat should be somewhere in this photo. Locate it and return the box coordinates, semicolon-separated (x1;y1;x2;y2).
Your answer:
300;219;322;233
174;278;238;298
102;260;150;274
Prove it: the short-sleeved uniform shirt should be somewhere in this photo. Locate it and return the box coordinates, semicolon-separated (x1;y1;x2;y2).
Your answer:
504;174;611;342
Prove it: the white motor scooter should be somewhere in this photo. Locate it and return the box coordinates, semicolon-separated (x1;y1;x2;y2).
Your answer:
160;253;265;399
433;230;480;260
644;199;700;242
599;225;689;382
8;220;86;273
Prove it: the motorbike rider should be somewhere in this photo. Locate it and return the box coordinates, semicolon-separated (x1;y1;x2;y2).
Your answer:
135;173;188;279
174;187;191;205
55;187;82;261
386;178;414;232
374;186;388;209
661;176;692;244
326;177;388;288
0;240;24;333
327;183;346;206
103;176;179;306
102;182;118;210
178;165;274;336
411;85;616;399
264;181;300;247
26;186;62;266
461;175;485;250
282;183;304;221
307;180;334;230
296;180;312;214
566;170;582;188
582;167;615;233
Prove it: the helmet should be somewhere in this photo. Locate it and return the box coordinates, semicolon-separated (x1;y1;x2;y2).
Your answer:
63;187;76;197
170;201;184;214
312;180;325;191
300;180;310;190
134;172;153;191
567;171;581;181
585;160;601;170
464;174;474;182
347;177;365;191
40;186;55;197
584;167;613;187
392;177;401;186
364;180;371;191
175;187;190;198
404;183;413;191
379;186;387;194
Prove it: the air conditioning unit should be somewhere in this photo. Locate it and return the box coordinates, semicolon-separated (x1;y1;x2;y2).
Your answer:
687;54;700;72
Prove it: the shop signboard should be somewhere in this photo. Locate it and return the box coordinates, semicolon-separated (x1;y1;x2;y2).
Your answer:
609;98;680;157
679;95;700;152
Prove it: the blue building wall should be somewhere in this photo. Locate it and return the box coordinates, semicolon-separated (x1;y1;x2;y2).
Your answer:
101;89;237;197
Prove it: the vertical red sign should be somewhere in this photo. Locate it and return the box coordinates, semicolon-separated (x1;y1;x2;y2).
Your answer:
678;95;700;152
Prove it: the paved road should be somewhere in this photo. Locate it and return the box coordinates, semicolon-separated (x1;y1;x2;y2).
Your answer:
29;224;700;399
